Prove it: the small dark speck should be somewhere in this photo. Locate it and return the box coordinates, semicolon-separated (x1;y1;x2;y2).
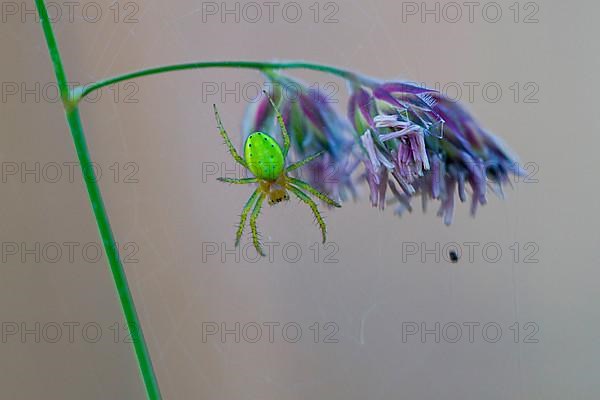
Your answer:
449;251;459;263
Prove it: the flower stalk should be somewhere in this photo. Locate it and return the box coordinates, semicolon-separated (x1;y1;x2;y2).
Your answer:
73;61;379;102
34;0;162;399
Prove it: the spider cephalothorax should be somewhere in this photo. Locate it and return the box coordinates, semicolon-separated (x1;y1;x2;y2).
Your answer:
214;92;341;256
257;175;290;205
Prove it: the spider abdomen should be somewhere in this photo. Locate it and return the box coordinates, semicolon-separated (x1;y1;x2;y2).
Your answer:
244;132;285;181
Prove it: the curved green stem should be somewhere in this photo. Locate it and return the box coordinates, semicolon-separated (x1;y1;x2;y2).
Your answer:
34;0;161;399
74;61;379;101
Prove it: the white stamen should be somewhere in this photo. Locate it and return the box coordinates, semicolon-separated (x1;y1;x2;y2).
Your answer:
374;114;410;129
360;130;381;172
379;125;421;142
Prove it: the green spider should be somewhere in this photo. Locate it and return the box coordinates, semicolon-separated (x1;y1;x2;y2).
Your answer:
213;93;341;256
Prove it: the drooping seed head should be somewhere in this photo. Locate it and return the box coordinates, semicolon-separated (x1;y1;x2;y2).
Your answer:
244;132;284;181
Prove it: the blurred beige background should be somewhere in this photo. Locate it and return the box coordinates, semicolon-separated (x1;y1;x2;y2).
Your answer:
1;0;598;399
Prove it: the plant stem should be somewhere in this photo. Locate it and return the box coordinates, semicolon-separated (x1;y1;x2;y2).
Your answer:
34;0;161;399
74;61;379;101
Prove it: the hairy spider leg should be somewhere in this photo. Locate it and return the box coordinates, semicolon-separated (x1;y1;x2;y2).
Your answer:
250;192;267;256
288;185;327;244
263;91;290;158
213;104;247;167
235;189;260;247
217;177;258;184
288;177;341;208
285;151;324;172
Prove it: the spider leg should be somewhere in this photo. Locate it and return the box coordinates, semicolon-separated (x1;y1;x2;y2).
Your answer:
213;104;247;168
285;151;324;172
288;177;341;208
235;189;259;247
263;90;290;158
288;186;328;244
218;177;258;184
250;193;267;256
